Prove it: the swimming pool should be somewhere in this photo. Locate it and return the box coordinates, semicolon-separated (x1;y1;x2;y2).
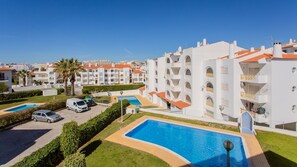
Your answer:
125;119;248;167
118;96;142;106
5;104;39;112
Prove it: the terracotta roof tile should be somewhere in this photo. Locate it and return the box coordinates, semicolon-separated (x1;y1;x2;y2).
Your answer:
138;87;145;91
149;91;156;95
155;92;190;109
0;68;15;71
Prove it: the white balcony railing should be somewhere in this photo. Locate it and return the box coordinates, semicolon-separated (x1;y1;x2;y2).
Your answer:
240;74;268;83
171;62;182;68
170;86;181;92
240;92;268;103
170;74;181;80
206;73;214;78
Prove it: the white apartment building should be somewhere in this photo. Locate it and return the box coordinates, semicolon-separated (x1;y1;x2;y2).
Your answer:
0;68;15;93
132;69;145;84
142;38;297;131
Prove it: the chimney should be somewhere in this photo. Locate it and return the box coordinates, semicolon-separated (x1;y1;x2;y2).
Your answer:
233;40;237;46
260;45;265;51
178;46;182;52
229;43;235;59
88;63;91;67
202;38;207;46
273;42;282;58
197;42;201;47
112;63;115;67
289;38;293;44
250;47;255;52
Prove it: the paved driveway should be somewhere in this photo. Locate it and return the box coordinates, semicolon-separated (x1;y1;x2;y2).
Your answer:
0;104;108;166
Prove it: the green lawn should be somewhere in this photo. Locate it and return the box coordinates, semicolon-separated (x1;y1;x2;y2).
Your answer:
80;112;297;167
0;94;70;110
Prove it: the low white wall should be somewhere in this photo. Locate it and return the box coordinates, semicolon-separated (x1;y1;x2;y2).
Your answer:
42;89;58;96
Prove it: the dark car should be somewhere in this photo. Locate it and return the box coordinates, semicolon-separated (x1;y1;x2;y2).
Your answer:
32;110;63;123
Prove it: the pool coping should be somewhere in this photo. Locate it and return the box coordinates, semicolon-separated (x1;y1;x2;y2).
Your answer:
106;116;269;167
0;103;44;115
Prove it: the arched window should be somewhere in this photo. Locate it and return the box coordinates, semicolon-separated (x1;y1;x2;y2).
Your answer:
185;82;191;89
206;82;214;92
186;69;191;76
292;105;297;113
167;69;170;75
206;97;214;107
167;80;170;85
206;67;214;77
166;58;171;63
186;95;191;104
185;56;191;64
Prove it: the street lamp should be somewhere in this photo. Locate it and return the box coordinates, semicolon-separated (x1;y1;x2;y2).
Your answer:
223;140;234;167
120;91;123;122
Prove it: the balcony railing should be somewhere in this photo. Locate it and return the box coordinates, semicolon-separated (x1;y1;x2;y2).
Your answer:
171;62;181;68
240;74;268;83
170;86;181;92
240;92;268;103
206;101;214;107
170;74;181;80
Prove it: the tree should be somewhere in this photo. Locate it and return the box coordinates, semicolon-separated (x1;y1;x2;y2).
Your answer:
16;70;30;86
60;121;80;157
68;58;85;96
0;83;9;93
53;59;70;95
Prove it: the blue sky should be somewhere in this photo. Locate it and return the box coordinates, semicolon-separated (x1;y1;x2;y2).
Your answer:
0;0;296;64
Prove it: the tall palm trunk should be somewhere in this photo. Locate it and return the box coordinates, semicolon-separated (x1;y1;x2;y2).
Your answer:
23;77;26;87
71;80;75;96
64;79;68;95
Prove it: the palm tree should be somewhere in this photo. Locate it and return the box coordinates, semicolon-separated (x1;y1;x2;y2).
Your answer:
53;59;70;95
68;58;85;96
16;70;30;87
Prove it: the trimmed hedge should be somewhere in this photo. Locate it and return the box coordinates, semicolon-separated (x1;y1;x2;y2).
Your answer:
82;84;144;94
0;90;42;101
13;100;129;167
60;121;80;156
0;95;85;129
64;153;86;167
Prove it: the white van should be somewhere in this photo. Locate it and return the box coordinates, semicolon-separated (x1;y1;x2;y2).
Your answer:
66;98;89;113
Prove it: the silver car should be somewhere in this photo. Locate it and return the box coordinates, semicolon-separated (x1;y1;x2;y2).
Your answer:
32;110;62;123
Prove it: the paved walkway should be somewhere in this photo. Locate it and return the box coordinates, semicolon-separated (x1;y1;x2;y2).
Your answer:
0;104;107;166
141;108;297;137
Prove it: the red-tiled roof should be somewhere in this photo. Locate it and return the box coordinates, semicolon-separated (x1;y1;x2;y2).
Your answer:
0;68;15;71
155;92;190;109
220;50;258;59
138;87;145;91
235;49;260;59
149;91;156;96
84;63;131;69
242;54;297;62
132;69;144;74
282;43;297;49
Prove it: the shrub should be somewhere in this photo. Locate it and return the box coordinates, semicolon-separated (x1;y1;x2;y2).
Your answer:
60;121;80;157
0;83;9;93
0;95;85;129
0;89;42;101
82;84;144;94
64;153;86;167
79;100;130;143
13;137;63;167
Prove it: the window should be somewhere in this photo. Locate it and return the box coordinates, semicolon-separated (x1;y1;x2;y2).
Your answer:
185;69;191;76
186;95;191;104
167;69;170;75
185;56;191;64
292;105;297;113
166;58;171;63
167;80;170;85
293;86;296;92
185;82;191;89
167;91;170;97
283;50;287;53
0;73;5;80
206;67;214;77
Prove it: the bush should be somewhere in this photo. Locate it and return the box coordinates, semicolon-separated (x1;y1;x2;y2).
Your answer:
60;121;80;157
79;100;130;143
0;95;86;129
13;137;63;167
64;153;86;167
12;100;129;167
0;89;42;101
82;84;144;94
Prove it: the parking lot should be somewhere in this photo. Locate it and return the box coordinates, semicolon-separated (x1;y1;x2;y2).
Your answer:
0;104;108;166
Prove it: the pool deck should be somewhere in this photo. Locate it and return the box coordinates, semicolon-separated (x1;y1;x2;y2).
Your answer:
0;103;44;116
106;116;269;167
111;95;158;107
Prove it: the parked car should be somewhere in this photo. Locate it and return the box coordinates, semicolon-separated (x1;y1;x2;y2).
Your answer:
84;97;97;107
66;98;89;113
32;110;62;123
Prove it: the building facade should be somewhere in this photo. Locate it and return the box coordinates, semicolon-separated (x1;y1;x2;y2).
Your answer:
142;38;297;131
0;68;15;93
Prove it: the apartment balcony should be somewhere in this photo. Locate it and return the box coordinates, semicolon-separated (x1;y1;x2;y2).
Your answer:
205;87;213;93
170;62;182;68
255;113;268;123
170;86;181;92
206;73;214;78
170;74;181;80
240;92;268;103
240;74;268;83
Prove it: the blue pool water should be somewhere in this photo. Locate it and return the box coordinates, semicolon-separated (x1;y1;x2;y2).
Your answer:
118;96;142;106
126;120;248;167
5;104;39;112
